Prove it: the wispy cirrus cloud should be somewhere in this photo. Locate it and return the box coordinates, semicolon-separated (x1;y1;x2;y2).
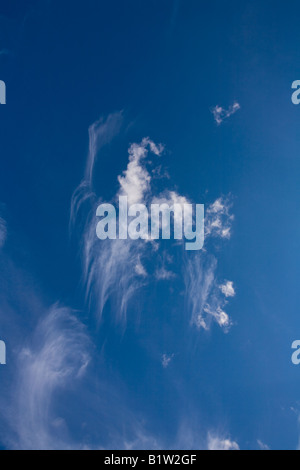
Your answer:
184;254;234;332
70;114;189;325
161;353;175;369
71;121;166;324
0;254;163;451
0;216;7;249
71;113;236;334
155;266;176;281
7;304;91;450
184;196;235;331
0;111;239;449
211;102;240;125
0;223;93;449
184;254;217;331
257;439;270;450
0;115;237;452
70;112;124;233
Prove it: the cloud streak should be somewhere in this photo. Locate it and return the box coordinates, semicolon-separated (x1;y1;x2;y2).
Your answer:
9;304;91;450
71;126;166;324
184;196;235;331
0;216;7;249
184;254;234;331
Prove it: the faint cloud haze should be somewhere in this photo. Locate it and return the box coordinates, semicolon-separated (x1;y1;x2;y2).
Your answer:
257;440;270;451
0;216;7;248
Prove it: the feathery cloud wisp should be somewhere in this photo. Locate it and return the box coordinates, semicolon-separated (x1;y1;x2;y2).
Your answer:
71;129;166;324
0;217;7;249
257;440;270;451
71;113;236;334
12;304;91;450
184;255;234;332
161;354;174;368
71;115;190;324
184;196;235;332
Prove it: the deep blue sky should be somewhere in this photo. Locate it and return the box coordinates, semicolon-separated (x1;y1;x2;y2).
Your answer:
0;0;300;450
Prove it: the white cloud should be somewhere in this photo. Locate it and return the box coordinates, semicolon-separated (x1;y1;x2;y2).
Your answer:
205;196;234;240
211;102;240;125
70;113;147;323
135;258;147;277
10;304;91;450
0;131;239;450
86;112;124;184
70;115;189;324
161;354;174;368
257;440;270;450
184;254;235;332
208;434;239;450
77;135;164;322
118;138;164;205
70;112;123;232
184;254;217;331
70;114;236;334
220;281;235;298
204;306;231;329
155;267;176;281
152;190;190;232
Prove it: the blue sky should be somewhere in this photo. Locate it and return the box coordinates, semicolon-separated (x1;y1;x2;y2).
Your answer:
0;0;300;450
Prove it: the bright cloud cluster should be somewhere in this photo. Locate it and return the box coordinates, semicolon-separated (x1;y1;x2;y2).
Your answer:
208;434;240;451
205;196;234;239
220;281;236;298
